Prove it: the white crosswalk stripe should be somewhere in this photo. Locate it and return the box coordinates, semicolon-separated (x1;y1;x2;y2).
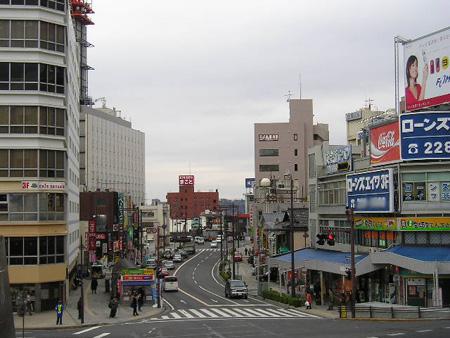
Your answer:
145;307;318;322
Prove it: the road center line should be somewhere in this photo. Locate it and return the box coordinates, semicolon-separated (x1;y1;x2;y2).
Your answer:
416;330;432;333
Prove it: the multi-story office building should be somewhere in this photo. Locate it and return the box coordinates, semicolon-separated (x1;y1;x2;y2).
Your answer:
254;99;329;197
80;104;145;206
0;1;81;311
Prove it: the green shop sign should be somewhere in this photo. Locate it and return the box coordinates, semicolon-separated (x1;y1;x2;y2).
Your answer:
354;217;397;231
398;217;450;231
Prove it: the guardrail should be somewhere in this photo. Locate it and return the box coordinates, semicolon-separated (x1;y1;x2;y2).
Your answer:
338;305;450;319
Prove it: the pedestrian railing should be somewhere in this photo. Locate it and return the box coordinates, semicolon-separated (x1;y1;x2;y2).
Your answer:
338;305;450;320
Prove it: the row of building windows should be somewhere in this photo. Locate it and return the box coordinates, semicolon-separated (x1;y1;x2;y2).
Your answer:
318;180;346;206
259;149;298;157
0;149;64;178
0;20;65;52
259;164;298;172
0;193;64;221
0;106;65;135
4;236;64;265
0;62;64;93
402;172;450;202
0;0;65;11
68;229;79;246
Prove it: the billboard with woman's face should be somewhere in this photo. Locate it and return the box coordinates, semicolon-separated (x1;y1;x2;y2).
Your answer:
403;27;450;112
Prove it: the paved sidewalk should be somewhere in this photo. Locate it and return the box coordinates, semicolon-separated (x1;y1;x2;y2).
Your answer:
14;258;163;330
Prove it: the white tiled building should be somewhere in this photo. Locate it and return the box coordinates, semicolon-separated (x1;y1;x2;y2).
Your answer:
80;105;145;206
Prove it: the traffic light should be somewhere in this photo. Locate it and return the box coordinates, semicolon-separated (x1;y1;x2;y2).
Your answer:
327;233;335;246
316;233;327;245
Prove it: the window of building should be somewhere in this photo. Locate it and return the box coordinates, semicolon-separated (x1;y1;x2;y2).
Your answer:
318;180;346;206
0;149;64;178
293;133;298;141
294;149;298;156
294;164;298;171
0;63;64;93
0;1;64;11
40;21;65;52
259;149;279;157
259;164;279;172
3;236;64;265
402;172;450;202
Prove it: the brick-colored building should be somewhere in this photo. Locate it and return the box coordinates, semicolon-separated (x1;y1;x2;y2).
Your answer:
166;175;219;220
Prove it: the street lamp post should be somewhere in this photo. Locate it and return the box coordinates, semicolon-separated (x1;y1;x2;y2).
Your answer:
232;204;236;279
346;207;356;318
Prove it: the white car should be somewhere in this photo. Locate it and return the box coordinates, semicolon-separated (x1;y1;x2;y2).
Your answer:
195;236;205;244
210;240;218;248
163;260;175;270
163;276;178;292
173;253;182;263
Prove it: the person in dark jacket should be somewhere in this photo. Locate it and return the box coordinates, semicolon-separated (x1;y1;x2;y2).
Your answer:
137;288;145;311
109;297;119;318
131;292;139;316
91;277;98;294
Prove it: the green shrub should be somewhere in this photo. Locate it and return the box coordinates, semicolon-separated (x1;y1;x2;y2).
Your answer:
220;270;231;281
262;289;304;307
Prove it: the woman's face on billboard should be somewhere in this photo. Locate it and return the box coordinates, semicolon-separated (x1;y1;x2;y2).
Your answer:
409;59;418;80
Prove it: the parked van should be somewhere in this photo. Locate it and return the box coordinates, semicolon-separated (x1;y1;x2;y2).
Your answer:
163;276;178;292
195;236;205;244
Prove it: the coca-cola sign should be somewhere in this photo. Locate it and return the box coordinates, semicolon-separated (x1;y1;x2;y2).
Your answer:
370;121;400;166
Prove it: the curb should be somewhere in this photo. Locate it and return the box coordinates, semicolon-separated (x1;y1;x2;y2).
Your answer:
16;305;166;331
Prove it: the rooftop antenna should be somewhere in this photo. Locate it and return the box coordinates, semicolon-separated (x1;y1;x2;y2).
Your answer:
365;98;374;111
284;90;293;102
298;73;302;99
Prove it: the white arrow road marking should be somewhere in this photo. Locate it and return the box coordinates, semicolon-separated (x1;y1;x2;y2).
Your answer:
210;299;218;303
180;299;187;304
93;334;111;338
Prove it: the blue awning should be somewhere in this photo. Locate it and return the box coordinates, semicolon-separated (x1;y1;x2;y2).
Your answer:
270;248;377;276
274;248;366;265
386;246;450;262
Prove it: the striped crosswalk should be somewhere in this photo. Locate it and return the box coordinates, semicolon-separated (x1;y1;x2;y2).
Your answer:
144;306;319;322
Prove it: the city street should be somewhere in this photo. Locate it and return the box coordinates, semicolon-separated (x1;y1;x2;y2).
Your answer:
17;242;450;337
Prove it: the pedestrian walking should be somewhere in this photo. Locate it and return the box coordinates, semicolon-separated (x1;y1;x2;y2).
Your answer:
131;292;139;316
25;292;33;315
328;288;335;311
137;288;145;312
55;299;64;325
305;289;313;310
109;297;119;318
244;247;248;256
91;277;98;294
77;296;83;320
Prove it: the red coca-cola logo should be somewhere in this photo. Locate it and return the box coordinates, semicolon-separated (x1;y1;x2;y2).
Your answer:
377;131;396;150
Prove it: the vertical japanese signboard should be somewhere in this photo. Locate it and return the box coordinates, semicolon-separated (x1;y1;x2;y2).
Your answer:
117;193;124;225
403;27;450;111
370;121;400;166
400;112;450;160
346;168;394;213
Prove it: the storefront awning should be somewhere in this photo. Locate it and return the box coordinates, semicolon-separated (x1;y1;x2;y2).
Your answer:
370;246;450;275
270;248;380;277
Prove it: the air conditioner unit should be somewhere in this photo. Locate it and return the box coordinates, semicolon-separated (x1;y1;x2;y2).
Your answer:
277;183;285;189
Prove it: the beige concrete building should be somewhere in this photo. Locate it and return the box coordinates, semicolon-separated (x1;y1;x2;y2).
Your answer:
254;99;329;199
346;107;396;148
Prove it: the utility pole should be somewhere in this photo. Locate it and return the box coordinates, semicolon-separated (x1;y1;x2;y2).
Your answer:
220;210;223;262
79;239;84;324
289;175;295;297
139;207;143;265
346;207;356;318
232;203;236;279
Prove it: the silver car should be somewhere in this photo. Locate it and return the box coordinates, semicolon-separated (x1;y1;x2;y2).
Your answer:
163;260;175;270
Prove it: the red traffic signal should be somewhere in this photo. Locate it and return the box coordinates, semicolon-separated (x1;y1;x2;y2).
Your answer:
327;233;335;246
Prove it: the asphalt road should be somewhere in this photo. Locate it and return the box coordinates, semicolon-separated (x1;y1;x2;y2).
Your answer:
18;242;450;337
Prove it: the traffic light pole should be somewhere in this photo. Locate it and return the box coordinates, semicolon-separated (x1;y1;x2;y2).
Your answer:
346;207;356;318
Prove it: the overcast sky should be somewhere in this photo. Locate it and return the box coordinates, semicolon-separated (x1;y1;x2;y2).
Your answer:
86;0;449;202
